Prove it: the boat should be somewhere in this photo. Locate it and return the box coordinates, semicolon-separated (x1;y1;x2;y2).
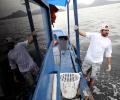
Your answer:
26;0;94;100
0;0;94;100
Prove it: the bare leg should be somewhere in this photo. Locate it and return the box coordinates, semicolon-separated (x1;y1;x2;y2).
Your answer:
88;78;95;89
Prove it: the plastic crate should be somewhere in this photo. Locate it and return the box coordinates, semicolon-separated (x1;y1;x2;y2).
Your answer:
60;73;80;99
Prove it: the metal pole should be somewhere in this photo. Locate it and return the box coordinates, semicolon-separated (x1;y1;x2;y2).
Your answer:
57;69;61;100
73;0;81;72
47;9;53;46
24;0;42;66
67;0;70;39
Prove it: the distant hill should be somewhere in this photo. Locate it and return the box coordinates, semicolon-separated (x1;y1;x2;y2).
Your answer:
0;10;27;20
0;0;120;20
0;9;41;20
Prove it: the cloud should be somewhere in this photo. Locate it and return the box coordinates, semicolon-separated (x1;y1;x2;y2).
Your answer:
107;0;120;1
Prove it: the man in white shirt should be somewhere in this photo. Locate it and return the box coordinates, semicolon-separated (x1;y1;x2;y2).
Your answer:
7;32;39;88
74;24;112;88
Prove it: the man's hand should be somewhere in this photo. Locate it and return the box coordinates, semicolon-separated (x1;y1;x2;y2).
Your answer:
27;31;37;44
12;69;19;83
106;57;112;72
31;31;37;36
106;65;112;72
13;75;20;83
74;25;79;31
74;26;86;37
28;35;33;44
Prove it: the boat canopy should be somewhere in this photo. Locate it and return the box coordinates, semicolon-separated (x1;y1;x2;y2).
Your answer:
46;0;68;6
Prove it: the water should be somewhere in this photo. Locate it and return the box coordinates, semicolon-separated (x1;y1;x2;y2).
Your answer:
0;3;120;100
0;15;47;61
54;3;120;100
0;14;48;98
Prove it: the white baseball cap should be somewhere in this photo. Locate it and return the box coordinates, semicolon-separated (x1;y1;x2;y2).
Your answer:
100;23;109;30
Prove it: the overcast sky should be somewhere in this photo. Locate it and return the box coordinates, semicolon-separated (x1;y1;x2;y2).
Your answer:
0;0;120;18
0;0;40;18
58;0;120;9
0;0;24;18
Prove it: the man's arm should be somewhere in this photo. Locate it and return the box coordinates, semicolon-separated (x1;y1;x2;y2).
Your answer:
105;41;112;72
17;31;36;47
12;69;19;82
107;57;112;65
79;32;87;37
27;31;36;44
8;57;17;70
27;35;33;44
8;57;19;82
106;57;112;71
74;25;87;37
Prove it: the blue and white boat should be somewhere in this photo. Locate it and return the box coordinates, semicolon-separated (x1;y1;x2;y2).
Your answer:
23;0;94;100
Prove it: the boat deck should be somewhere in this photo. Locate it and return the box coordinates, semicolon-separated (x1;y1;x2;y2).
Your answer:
32;42;93;100
60;50;76;73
